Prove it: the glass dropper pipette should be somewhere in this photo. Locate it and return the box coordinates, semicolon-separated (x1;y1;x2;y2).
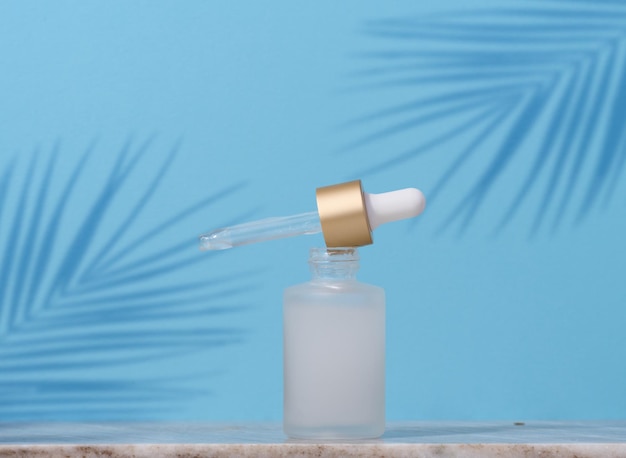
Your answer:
199;180;426;251
200;211;321;250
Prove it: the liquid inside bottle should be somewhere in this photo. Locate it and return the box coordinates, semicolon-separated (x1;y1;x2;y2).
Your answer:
283;247;385;439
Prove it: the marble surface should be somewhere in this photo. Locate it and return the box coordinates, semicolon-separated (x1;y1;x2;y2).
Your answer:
0;421;625;457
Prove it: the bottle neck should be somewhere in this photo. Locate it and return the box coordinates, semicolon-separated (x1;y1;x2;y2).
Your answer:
309;247;359;282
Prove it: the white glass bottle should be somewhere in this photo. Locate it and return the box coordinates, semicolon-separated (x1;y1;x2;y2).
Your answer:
283;247;385;439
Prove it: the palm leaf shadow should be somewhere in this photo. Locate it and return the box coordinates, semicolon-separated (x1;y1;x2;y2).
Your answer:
344;1;626;235
0;139;253;420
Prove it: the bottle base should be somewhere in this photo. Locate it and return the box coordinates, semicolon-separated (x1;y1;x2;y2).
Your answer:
284;423;385;440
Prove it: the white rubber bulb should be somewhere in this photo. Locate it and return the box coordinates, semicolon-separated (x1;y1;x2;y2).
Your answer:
364;188;426;231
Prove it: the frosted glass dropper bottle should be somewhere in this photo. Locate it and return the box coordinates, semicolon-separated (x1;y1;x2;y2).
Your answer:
284;247;385;439
199;179;426;440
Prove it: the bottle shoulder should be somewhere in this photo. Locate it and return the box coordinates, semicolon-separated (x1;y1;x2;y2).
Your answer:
284;280;384;296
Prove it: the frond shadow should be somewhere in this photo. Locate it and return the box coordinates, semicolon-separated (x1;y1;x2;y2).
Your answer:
344;1;626;235
0;138;253;419
0;376;207;421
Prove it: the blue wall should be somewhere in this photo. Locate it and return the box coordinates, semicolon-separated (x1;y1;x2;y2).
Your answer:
1;0;625;420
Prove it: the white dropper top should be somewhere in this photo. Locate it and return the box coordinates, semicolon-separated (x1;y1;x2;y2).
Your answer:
199;180;425;251
365;188;426;231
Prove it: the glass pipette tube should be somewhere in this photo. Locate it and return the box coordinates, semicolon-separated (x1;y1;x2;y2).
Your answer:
199;211;322;251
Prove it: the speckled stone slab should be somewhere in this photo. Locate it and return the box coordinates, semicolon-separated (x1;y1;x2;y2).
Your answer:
0;422;625;457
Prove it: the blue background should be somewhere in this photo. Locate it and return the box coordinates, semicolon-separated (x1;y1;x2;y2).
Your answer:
1;0;625;421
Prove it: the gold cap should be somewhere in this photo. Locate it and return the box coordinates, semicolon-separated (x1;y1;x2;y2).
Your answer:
315;179;373;247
